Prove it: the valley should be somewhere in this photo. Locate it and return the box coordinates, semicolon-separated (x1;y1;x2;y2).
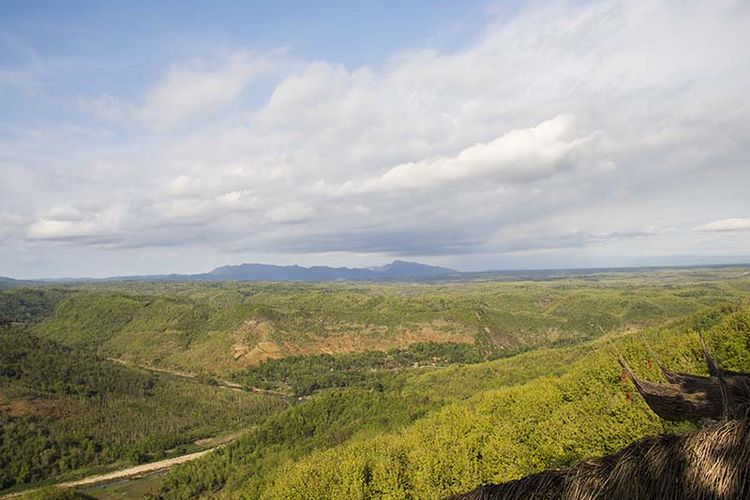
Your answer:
0;266;749;498
5;1;748;497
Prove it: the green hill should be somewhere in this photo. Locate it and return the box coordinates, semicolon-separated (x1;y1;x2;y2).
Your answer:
156;306;750;499
1;267;749;497
0;324;286;493
14;268;749;381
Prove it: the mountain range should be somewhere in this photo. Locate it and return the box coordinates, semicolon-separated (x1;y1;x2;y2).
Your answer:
199;260;455;281
13;260;457;284
3;259;750;285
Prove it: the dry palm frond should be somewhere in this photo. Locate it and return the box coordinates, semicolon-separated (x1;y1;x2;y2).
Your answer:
448;340;750;500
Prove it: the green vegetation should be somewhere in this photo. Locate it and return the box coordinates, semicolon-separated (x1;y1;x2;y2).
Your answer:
157;387;439;499
1;267;749;497
8;267;746;382
17;487;94;499
157;305;750;499
0;325;286;493
80;473;164;499
0;324;155;397
0;288;67;326
237;342;484;396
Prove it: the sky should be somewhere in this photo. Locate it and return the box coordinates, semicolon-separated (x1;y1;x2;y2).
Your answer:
1;0;749;279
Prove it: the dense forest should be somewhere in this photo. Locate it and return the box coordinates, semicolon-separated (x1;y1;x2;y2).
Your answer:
157;306;750;499
1;267;749;497
235;342;485;397
0;323;285;493
8;267;747;382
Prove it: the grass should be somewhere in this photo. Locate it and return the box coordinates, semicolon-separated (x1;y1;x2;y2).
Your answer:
80;472;165;499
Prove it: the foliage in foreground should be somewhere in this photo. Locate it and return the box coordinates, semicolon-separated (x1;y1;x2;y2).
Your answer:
263;309;750;499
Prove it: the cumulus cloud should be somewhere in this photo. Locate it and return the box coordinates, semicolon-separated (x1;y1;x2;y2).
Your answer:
85;52;272;130
324;115;593;193
4;0;750;276
693;218;750;232
26;206;124;242
263;202;315;224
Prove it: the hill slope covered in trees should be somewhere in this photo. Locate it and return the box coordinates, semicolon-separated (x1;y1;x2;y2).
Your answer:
10;267;747;382
1;267;749;497
156;306;750;499
0;324;286;494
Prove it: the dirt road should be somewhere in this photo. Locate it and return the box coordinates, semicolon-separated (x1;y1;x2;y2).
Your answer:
0;446;222;499
58;448;216;488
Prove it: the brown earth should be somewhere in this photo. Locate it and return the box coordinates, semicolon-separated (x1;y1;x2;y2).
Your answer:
0;392;55;418
228;318;474;365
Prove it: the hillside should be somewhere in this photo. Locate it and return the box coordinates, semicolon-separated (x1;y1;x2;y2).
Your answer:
0;277;33;289
1;267;749;498
13;267;748;382
0;324;286;494
156;306;750;499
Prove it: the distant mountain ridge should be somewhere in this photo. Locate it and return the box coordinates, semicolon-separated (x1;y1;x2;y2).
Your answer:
1;261;456;284
0;276;35;288
5;261;750;284
205;260;455;281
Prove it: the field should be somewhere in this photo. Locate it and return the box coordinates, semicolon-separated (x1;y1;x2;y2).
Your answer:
1;266;749;498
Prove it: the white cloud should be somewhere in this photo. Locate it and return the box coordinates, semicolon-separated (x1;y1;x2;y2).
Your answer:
26;206;124;241
85;52;272;130
693;218;750;232
142;55;258;129
165;175;207;199
263;202;315;224
4;0;750;276
0;213;26;242
325;114;593;193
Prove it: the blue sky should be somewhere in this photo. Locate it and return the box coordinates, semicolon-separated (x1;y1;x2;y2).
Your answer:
1;1;493;121
1;1;750;278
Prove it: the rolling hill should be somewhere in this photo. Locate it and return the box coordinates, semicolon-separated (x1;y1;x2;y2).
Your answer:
0;324;286;493
2;267;750;497
7;268;745;380
157;306;750;499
